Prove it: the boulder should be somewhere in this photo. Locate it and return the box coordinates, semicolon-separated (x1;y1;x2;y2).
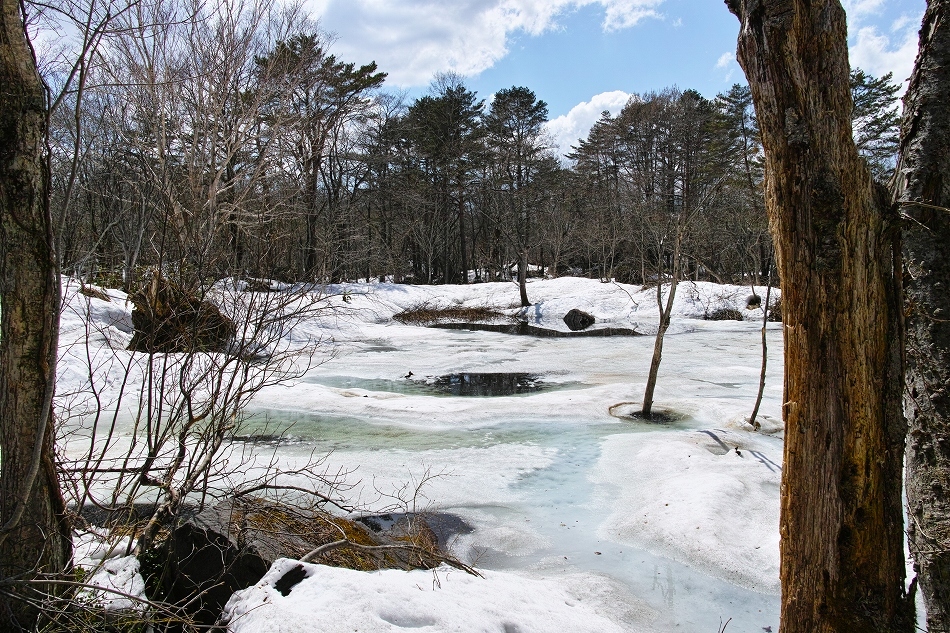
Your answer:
127;271;235;353
355;511;474;550
563;309;596;331
139;498;453;629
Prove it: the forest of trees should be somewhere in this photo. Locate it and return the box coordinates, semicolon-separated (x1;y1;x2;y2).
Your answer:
2;0;934;629
45;0;900;298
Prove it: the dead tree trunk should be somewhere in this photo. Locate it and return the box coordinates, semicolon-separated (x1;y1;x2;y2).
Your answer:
0;0;71;626
726;0;912;631
893;1;950;629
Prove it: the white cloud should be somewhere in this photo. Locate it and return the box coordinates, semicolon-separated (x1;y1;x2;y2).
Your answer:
841;0;886;18
848;23;919;86
601;0;662;31
844;3;923;91
545;90;632;159
714;51;737;82
311;0;664;86
715;51;734;69
890;15;912;32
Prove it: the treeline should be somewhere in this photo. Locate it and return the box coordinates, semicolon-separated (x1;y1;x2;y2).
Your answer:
50;0;900;294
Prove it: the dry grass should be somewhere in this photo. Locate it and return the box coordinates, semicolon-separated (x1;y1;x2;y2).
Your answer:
705;308;744;321
393;303;512;326
79;284;111;302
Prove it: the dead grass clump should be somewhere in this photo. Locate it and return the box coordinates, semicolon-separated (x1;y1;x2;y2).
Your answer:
394;303;510;325
80;284;111;302
705;308;744;321
767;297;783;322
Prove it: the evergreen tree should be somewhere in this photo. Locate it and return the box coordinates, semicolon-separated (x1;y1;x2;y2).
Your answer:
851;68;901;182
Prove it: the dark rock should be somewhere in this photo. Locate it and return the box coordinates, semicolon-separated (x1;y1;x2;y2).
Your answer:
127;271;236;353
139;519;268;630
355;512;474;550
273;564;308;596
563;309;596;331
139;497;454;630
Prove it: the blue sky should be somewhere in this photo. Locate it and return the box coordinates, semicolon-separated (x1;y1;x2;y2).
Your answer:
310;0;925;155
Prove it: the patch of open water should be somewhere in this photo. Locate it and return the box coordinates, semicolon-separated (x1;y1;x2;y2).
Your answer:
429;322;642;337
303;373;582;397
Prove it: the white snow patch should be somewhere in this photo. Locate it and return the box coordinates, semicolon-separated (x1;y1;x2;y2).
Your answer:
74;528;146;612
79;556;147;611
592;429;781;592
223;559;633;633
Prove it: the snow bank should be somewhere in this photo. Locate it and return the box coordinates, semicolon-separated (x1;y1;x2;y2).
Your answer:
592;428;782;593
330;277;777;335
80;556;147;611
223;559;632;633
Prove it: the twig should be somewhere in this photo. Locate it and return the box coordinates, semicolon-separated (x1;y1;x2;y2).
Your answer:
901;200;950;214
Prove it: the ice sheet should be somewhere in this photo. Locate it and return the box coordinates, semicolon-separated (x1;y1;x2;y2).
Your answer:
59;276;785;632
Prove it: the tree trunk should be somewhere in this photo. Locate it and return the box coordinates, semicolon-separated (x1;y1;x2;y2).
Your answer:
749;269;773;429
642;228;681;418
640;284;674;418
893;1;950;629
726;1;912;631
458;192;468;284
0;0;71;627
517;249;529;307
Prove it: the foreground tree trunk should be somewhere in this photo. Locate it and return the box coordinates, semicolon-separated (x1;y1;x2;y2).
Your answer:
894;1;950;629
726;1;912;631
0;0;71;627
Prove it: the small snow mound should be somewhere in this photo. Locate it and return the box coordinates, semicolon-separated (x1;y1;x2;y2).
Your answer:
223;559;627;633
79;555;147;612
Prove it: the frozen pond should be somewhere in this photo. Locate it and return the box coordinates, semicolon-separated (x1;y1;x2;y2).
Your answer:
60;277;786;632
249;303;785;632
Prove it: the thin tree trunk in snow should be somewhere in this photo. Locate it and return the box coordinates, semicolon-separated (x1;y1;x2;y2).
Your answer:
642;228;682;419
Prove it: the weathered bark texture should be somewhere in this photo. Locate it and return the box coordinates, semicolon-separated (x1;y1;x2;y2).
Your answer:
0;0;71;627
894;1;950;629
726;1;912;631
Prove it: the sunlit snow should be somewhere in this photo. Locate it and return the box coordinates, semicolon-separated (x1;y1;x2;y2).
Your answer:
60;276;784;632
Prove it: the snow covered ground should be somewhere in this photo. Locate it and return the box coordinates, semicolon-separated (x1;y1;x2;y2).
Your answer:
60;276;785;632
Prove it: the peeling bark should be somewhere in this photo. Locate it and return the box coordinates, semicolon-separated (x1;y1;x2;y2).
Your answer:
893;1;950;629
726;1;912;630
